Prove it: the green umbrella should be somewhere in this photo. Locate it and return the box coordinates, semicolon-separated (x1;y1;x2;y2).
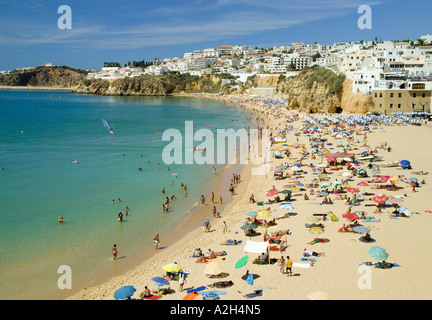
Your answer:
279;189;292;194
368;246;389;261
235;255;249;269
241;224;257;230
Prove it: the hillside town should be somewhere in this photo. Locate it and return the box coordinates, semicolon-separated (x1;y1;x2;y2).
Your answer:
2;34;432;114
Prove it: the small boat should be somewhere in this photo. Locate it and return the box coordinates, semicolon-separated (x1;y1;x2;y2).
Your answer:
359;155;382;161
370;161;399;167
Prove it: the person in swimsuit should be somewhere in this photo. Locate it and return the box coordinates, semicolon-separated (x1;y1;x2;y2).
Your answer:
112;244;118;260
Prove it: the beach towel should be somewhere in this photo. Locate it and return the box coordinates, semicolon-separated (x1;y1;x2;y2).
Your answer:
246;273;254;285
292;262;310;268
225;240;242;246
244;290;263;299
301;258;317;262
186;286;206;294
144;295;162;300
183;292;200;300
356;237;376;243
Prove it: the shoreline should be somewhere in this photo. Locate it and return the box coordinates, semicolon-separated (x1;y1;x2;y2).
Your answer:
65;93;267;300
67;92;432;300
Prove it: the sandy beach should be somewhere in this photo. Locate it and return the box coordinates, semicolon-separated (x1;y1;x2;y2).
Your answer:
67;93;432;300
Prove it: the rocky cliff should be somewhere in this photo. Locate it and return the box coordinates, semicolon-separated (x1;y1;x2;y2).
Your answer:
0;66;87;87
242;67;373;114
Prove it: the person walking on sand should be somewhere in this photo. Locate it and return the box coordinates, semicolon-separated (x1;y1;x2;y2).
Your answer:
153;234;160;250
178;271;186;292
112;244;118;260
278;256;286;274
222;221;227;234
286;256;293;276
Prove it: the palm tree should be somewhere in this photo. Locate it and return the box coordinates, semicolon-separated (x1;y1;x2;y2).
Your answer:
416;39;426;47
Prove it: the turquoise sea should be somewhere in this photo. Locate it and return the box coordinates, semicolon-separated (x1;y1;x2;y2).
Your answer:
0;90;253;299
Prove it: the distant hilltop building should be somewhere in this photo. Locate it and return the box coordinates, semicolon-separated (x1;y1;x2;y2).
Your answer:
43;63;55;67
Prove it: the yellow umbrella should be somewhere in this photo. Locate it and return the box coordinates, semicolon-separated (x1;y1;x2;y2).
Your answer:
257;210;271;218
162;263;182;273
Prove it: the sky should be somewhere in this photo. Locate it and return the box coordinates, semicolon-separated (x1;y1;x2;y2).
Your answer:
0;0;430;70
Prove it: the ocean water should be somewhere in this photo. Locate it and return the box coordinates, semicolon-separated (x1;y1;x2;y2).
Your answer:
0;90;253;299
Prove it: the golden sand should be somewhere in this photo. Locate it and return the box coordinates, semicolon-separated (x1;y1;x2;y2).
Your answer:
67;93;432;300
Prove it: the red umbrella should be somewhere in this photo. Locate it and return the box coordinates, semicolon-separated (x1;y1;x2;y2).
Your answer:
342;213;358;220
327;157;336;162
266;190;279;197
373;194;389;203
374;176;389;182
347;188;360;193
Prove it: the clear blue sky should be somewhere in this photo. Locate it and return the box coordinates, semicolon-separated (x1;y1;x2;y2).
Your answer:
0;0;430;70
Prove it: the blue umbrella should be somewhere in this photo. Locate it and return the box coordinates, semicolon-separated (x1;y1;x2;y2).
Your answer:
280;203;294;210
408;177;418;182
294;182;304;187
400;160;410;167
368;246;389;261
151;276;170;286
353;226;371;234
114;285;136;300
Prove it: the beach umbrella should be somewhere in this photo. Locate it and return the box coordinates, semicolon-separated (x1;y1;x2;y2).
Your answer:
307;216;320;222
368;246;389;262
266;190;279;197
279;189;292;194
408;177;418;182
280;203;294;210
309;227;325;235
373;194;389;204
205;261;223;276
202;292;220;300
247;210;258;217
316;191;328;197
400;160;410;167
353;226;371;234
162;263;182;273
374;176;389;182
308;291;332;300
257;209;271;218
235;255;249;269
357;181;369;186
330;181;342;186
271;168;282;173
295;182;304;187
151;276;170;287
347;188;360;193
342;213;358;220
114;285;136;300
386;197;403;204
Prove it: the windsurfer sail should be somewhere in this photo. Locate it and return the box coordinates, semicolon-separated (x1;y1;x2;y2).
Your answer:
102;118;114;134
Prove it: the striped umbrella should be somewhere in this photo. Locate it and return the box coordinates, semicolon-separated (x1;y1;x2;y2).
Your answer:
308;291;332;300
205;261;223;276
280;203;294;210
247;211;258;216
357;181;369;186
